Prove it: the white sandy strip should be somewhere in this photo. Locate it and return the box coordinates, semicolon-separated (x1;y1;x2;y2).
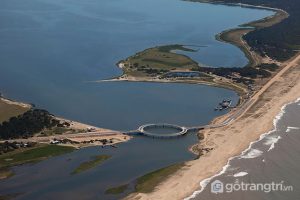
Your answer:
0;97;31;108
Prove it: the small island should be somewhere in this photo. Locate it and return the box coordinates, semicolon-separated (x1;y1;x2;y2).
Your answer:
0;144;75;180
0;97;129;180
105;163;184;195
71;155;111;175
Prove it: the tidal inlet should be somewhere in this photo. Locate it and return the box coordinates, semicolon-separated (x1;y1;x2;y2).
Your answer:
0;0;300;200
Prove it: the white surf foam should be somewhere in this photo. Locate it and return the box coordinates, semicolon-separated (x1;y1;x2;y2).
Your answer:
184;98;300;200
264;136;281;151
286;126;300;133
240;148;263;159
233;171;248;177
183;157;234;200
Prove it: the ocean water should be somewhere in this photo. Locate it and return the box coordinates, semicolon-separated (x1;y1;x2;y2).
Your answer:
0;0;276;199
187;98;300;200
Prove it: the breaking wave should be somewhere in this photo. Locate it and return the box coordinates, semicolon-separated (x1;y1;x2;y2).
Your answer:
184;97;300;200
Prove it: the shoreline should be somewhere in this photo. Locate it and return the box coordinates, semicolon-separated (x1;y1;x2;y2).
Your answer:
0;1;296;198
0;97;32;109
0;96;130;149
0;97;31;123
124;1;300;200
127;52;300;200
185;96;300;199
215;3;288;68
0;96;130;180
97;76;247;98
101;1;289;113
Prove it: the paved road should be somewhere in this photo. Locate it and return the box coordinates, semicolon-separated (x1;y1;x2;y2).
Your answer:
191;53;300;131
4;130;122;143
165;53;300;133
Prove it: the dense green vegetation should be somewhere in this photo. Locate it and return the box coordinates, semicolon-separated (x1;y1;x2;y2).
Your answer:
196;0;300;61
105;184;128;194
256;63;279;71
71;155;111;175
194;63;276;84
0;141;36;155
0;109;69;140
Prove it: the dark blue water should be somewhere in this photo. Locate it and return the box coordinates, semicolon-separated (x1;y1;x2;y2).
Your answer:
0;0;272;130
0;0;274;199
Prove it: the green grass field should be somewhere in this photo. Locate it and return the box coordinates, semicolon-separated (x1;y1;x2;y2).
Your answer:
121;45;199;77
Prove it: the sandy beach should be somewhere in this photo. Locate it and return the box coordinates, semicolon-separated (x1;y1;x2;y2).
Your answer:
1;115;130;148
126;53;300;200
0;97;31;123
7;129;130;149
0;98;130;148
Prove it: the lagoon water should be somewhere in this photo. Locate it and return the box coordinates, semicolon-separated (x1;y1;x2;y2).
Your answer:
0;0;274;199
0;0;273;130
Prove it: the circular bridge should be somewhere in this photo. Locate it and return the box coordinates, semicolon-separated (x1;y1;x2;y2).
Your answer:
138;123;188;138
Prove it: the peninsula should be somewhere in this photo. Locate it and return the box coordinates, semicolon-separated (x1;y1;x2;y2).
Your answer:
121;0;300;199
103;5;288;107
0;97;129;180
1;0;300;199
